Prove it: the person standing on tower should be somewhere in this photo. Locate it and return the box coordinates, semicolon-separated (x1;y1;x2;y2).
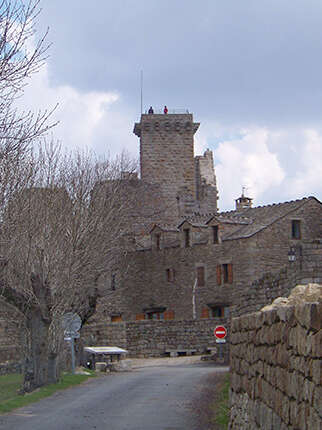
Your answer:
164;105;168;114
148;106;154;114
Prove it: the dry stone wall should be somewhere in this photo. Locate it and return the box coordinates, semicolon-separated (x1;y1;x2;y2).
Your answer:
229;284;322;430
82;318;230;359
0;316;21;365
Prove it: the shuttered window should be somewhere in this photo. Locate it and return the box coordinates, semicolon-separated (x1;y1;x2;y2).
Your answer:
196;266;205;286
136;313;145;321
211;305;230;318
201;307;209;318
164;310;175;320
166;268;176;282
227;264;233;283
216;265;222;285
217;264;233;284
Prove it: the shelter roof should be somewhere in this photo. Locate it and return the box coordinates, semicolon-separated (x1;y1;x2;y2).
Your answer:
84;346;128;355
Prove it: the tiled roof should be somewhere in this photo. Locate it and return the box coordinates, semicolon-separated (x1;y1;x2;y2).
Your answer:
222;197;319;240
149;197;321;240
150;223;179;233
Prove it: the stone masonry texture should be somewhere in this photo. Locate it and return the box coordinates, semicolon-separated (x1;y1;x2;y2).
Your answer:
1;113;322;377
81;318;230;360
229;283;322;430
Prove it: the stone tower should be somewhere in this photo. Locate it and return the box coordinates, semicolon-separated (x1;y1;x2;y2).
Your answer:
195;149;218;213
134;112;200;220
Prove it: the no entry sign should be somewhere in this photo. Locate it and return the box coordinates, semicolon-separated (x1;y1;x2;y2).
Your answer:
214;325;227;339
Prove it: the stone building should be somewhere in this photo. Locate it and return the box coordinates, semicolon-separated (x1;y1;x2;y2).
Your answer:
1;109;321;363
92;111;322;327
133;112;218;222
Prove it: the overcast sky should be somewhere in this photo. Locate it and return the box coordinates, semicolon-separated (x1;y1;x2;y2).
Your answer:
20;0;322;211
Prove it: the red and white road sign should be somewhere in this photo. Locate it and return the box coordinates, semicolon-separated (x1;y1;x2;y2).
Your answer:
214;325;227;339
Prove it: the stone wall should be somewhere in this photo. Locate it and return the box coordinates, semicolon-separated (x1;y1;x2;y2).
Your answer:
0;314;22;369
100;230;322;324
134;113;199;221
229;284;322;429
82;318;230;359
194;149;218;212
233;240;322;318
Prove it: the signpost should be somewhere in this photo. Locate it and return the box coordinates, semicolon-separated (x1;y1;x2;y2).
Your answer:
214;325;227;341
214;325;227;361
62;313;82;374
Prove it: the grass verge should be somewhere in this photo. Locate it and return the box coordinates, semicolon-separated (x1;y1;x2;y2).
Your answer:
214;373;230;428
0;370;96;414
195;370;230;430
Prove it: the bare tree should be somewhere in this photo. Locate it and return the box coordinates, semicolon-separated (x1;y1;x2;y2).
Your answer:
0;142;137;391
0;0;56;156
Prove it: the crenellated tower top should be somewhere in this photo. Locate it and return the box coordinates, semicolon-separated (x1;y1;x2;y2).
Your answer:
134;112;199;220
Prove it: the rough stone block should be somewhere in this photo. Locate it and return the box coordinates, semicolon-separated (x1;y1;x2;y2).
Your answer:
307;408;322;430
276;305;294;322
311;331;321;358
281;396;290;424
313;386;322;416
272;411;282;429
295;302;322;331
312;359;322;386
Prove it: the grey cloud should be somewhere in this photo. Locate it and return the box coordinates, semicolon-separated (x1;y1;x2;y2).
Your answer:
39;0;322;128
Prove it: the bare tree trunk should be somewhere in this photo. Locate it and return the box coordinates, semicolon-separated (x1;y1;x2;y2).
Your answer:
22;311;53;392
47;352;59;384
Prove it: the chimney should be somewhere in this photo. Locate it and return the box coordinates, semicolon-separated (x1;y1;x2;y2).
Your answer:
235;189;252;211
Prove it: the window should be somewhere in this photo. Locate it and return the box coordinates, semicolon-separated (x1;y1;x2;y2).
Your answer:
212;225;219;244
147;311;164;320
196;266;205;286
111;274;116;290
211;305;230;318
217;264;233;285
146;310;175;320
223;264;229;283
156;233;161;250
166;268;175;282
111;315;122;322
184;228;190;247
292;220;301;239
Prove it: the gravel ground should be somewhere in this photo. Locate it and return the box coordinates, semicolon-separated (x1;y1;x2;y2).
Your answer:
130;355;205;368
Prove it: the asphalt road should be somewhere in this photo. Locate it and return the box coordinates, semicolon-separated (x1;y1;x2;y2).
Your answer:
0;362;228;430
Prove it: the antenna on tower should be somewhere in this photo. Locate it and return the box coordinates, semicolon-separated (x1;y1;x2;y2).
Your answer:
140;70;143;115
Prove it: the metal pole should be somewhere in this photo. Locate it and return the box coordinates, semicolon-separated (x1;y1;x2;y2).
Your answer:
192;278;197;320
70;337;75;374
140;70;143;115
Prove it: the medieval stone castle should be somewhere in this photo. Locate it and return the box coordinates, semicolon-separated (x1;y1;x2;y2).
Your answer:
85;110;322;353
1;110;321;365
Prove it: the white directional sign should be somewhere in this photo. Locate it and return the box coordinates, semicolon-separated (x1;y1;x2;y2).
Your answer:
62;312;82;332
